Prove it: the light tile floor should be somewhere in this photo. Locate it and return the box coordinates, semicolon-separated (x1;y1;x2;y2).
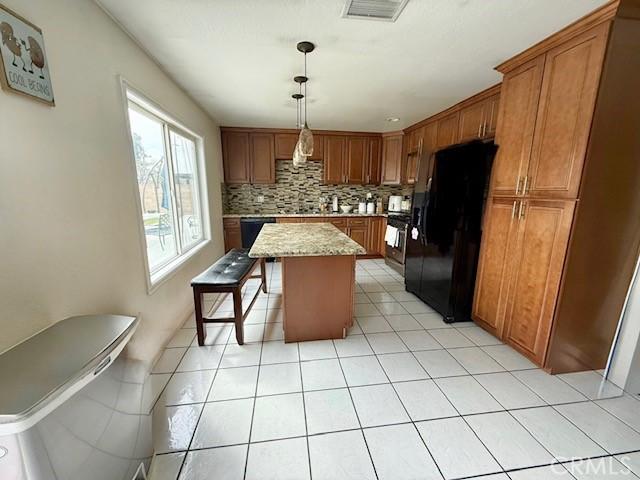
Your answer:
149;259;640;480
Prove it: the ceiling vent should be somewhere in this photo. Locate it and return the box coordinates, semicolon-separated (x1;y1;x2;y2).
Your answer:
342;0;409;22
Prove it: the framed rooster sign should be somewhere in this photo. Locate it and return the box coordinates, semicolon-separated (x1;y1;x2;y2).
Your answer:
0;3;54;105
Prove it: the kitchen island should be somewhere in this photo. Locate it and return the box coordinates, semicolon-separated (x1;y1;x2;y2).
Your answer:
249;223;366;342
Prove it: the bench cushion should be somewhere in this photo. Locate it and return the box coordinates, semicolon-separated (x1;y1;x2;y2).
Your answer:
191;248;258;287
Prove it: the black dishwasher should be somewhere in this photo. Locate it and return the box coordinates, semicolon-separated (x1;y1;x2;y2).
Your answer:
241;217;276;260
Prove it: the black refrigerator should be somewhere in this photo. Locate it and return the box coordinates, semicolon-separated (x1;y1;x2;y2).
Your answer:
405;140;497;323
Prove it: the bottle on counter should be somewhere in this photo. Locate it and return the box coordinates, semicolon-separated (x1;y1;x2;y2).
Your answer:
376;197;383;214
367;197;376;214
364;193;373;214
319;196;327;213
358;197;367;214
332;195;339;213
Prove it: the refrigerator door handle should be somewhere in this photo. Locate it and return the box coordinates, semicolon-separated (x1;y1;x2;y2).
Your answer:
421;177;433;235
420;199;429;240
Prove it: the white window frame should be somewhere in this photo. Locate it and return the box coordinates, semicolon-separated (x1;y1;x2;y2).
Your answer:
121;79;211;293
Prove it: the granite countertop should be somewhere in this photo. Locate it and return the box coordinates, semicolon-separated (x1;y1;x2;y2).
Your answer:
249;223;367;257
223;212;388;218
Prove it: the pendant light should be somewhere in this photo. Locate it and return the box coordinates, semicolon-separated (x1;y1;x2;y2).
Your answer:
293;75;308;165
292;92;304;166
296;41;315;157
293;138;305;167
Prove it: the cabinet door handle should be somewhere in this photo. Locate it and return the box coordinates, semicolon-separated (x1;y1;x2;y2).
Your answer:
511;200;518;219
478;123;482;138
482;122;487;137
519;200;526;219
522;176;529;195
515;176;522;195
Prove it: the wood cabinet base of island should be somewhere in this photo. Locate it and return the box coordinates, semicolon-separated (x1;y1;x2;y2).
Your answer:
281;255;355;342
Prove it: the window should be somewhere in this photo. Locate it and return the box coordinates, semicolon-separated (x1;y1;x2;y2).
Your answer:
125;87;207;287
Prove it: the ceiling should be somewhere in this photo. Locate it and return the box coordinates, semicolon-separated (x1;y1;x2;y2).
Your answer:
97;0;607;132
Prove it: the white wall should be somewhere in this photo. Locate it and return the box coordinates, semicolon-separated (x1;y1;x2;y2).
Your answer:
0;0;224;365
608;254;640;393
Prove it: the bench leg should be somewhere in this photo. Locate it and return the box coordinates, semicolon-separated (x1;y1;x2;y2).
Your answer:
193;288;206;346
261;258;267;294
233;288;244;345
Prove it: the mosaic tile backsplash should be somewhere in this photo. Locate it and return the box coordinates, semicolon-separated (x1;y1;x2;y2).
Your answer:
222;160;414;214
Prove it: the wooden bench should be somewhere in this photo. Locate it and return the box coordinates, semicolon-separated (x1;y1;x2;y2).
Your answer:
191;249;267;345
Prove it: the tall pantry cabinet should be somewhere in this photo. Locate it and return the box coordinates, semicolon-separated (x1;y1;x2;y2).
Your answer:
473;0;640;373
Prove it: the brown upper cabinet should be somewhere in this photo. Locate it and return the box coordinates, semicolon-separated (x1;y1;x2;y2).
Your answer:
422;122;438;157
435;111;460;149
417;122;438;184
490;23;608;199
403;127;423;185
490;57;545;196
404;122;437;185
404;151;419;186
223;84;501;187
323;136;347;184
274;133;323;160
311;135;324;161
250;133;276;184
222;131;251;184
401;84;500;178
406;126;424;155
381;134;403;185
323;135;381;185
222;130;275;184
484;94;500;137
366;136;382;185
274;133;297;159
458;93;500;142
526;24;608;199
346;136;368;184
458;101;487;142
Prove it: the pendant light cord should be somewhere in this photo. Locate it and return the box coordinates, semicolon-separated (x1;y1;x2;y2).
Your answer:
304;52;308;125
297;85;300;128
299;83;302;128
